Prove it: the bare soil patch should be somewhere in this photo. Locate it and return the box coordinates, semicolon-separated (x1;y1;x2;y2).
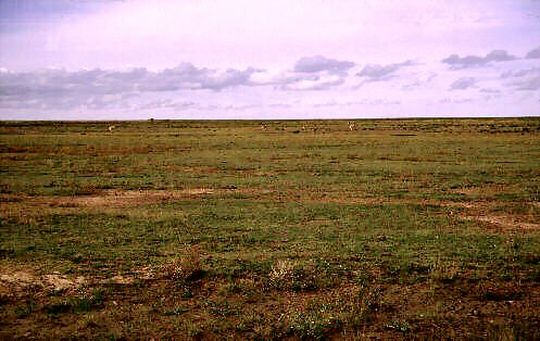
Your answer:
461;215;540;232
23;188;217;208
0;269;86;298
0;265;160;300
0;187;279;210
449;184;514;196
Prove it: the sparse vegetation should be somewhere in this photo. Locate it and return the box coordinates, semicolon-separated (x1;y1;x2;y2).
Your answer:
1;118;539;339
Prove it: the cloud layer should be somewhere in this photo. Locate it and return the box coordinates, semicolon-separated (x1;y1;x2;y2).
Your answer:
442;50;517;68
1;50;539;118
357;61;413;82
501;67;540;91
1;0;539;119
0;63;259;99
294;56;355;74
526;46;540;59
450;77;477;90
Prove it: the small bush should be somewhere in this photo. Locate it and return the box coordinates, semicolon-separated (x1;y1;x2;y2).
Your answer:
162;248;204;283
268;260;296;289
267;260;319;291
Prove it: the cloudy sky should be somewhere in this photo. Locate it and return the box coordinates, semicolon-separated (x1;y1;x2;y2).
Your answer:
0;0;539;120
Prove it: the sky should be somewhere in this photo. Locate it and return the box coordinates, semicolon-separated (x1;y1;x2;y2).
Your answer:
0;0;539;120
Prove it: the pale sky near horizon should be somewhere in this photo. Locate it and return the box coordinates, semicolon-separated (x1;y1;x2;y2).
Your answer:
0;0;539;120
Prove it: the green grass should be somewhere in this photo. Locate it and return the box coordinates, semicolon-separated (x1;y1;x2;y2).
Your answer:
1;118;539;339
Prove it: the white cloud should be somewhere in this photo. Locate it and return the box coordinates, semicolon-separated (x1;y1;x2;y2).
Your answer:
480;88;501;94
401;72;437;90
356;61;413;82
0;64;259;99
450;77;477;90
516;76;540;90
293;56;355;74
245;56;354;91
442;49;518;69
500;67;540;91
280;73;345;91
526;46;540;59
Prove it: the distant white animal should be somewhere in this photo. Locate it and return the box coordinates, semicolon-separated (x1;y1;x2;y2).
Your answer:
108;125;116;133
348;121;355;131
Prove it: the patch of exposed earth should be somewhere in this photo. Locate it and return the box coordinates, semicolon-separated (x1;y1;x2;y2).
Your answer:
1;188;223;209
0;266;159;300
0;270;86;298
461;215;540;231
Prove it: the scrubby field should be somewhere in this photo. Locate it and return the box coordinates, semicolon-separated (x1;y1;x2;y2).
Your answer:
1;119;539;339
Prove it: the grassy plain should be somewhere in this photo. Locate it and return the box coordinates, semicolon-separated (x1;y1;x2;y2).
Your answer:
1;118;539;339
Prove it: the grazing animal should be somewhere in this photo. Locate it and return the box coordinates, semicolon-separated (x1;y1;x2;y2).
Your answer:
108;125;115;133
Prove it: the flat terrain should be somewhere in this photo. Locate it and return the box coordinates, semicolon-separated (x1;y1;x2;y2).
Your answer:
1;119;539;339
